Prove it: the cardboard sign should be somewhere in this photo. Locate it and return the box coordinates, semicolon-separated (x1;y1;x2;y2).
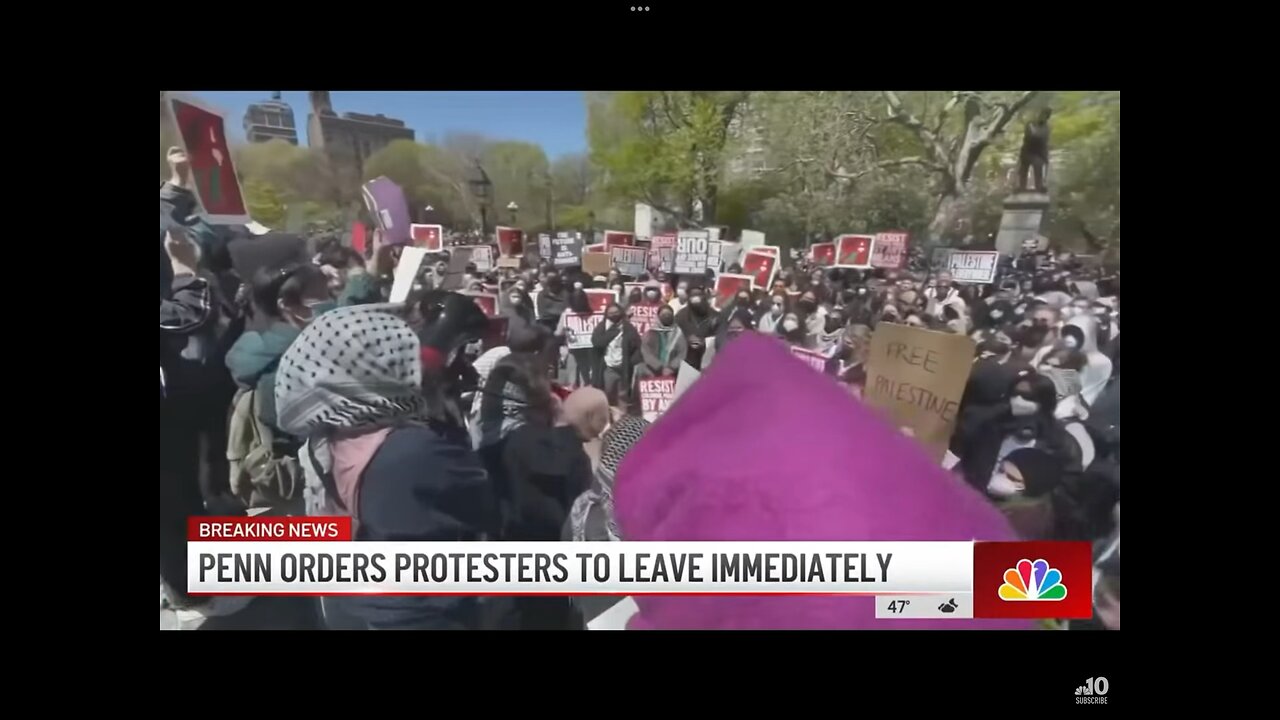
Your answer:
862;323;975;463
945;251;1000;284
790;345;831;374
637;377;678;422
167;93;250;225
351;222;367;255
713;274;754;311
563;312;604;350
361;177;412;245
497;256;522;269
582;251;612;277
740;229;767;254
674;230;711;275
584;242;606;254
388;246;429;304
627;301;662;336
472;245;494;272
538;233;553;261
810;242;836;267
603;230;634;250
835;234;875;269
552;232;584;268
649;234;677;273
464;292;500;318
496;226;524;257
584;288;617;313
742;250;778;291
871;232;910;270
410;224;444;252
634;203;654;239
611;246;648;277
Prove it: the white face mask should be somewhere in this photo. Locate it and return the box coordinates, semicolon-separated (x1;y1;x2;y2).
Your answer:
690;296;703;306
509;296;521;306
782;319;800;332
677;288;688;299
1010;396;1039;416
987;472;1023;498
1062;335;1080;350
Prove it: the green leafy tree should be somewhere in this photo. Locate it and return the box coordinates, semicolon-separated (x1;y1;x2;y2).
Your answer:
1043;91;1120;253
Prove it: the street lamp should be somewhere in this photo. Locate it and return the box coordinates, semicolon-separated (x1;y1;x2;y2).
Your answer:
467;161;493;239
507;201;519;225
587;210;596;245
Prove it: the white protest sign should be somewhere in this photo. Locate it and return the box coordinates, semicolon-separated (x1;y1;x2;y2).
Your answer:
388;246;429;304
472;245;494;272
672;361;701;402
637;377;678;422
674;231;710;275
563;312;603;350
707;240;723;272
945;251;1000;284
634;203;653;239
740;229;766;254
611;246;648;277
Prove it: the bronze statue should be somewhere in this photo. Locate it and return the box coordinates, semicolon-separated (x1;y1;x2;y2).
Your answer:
1016;108;1052;193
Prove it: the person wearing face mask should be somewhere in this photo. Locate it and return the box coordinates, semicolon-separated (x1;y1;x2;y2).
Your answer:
592;302;641;406
674;287;720;370
641;285;663;308
757;293;787;334
924;271;959;307
1036;352;1096;472
668;282;689;315
956;371;1080;497
986;448;1066;540
814;308;847;356
637;305;687;380
554;288;595;388
1031;313;1111;404
503;287;536;342
777;311;807;347
626;286;644;308
536;271;567;333
796;291;825;349
225;262;333;438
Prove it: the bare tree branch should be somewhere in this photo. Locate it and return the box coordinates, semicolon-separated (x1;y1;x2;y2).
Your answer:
883;91;953;171
660;92;688;129
958;90;1038;182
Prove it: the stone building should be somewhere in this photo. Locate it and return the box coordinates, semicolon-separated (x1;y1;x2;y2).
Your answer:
306;91;415;179
244;92;298;145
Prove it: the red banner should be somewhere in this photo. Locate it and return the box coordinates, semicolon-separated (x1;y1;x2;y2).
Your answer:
168;94;249;224
790;345;830;373
835;234;875;268
410;224;444;252
810;242;836;267
713;274;754;311
742;250;778;290
584;289;616;313
496;226;524;257
871;232;910;270
603;230;634;250
351;223;367;255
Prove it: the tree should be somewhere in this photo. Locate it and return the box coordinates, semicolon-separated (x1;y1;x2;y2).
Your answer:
551;153;594;206
480;141;551;228
242;177;286;228
363;139;473;228
589;91;749;228
1043;91;1120;253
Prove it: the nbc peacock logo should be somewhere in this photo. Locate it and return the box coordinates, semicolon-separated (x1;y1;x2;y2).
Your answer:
998;558;1067;601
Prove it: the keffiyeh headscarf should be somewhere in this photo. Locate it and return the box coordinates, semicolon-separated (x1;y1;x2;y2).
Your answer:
274;304;426;514
568;415;650;542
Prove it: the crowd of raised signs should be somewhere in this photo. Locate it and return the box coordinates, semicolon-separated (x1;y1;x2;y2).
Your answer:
161;166;1119;630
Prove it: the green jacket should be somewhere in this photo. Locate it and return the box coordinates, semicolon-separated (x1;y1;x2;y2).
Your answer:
224;321;300;433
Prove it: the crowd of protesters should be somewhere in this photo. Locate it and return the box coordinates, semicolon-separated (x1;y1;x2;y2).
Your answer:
161;147;1119;631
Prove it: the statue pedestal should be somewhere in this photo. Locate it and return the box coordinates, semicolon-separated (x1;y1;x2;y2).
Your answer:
995;192;1050;256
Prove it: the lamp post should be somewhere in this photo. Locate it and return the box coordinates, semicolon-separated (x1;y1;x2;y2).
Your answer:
507;201;519;226
544;170;555;233
467;161;492;240
587;210;596;245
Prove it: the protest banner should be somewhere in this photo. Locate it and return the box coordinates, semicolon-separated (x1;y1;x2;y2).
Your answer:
409;224;444;252
672;362;701;402
712;274;754;310
166;93;250;225
584;288;616;313
717;241;741;269
464;292;499;318
810;242;836;267
584;242;606;254
945;250;999;284
648;234;677;273
497;257;522;269
790;345;831;374
835;234;875;269
538;233;552;261
708;241;724;273
361;177;412;245
388;247;429;304
552;232;584;268
624;281;646;296
634;203;653;238
740;229;767;255
611;246;648;277
862;323;975;463
603;230;634;250
582;252;612;277
472;245;494;272
563;312;603;350
742;250;778;290
496;226;524;257
627;301;662;336
441;247;472;291
633;238;651;250
637;377;678;422
871;232;910;270
351;222;367;255
674;230;711;275
753;245;780;257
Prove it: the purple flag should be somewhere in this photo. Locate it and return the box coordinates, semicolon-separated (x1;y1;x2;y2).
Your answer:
361;176;411;245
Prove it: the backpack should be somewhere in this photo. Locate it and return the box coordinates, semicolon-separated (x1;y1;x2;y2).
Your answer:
227;388;302;508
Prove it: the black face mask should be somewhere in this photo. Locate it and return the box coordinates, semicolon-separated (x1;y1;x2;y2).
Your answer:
799;300;817;313
825;318;843;332
607;314;623;324
736;296;750;307
659;314;674;327
630;293;642;303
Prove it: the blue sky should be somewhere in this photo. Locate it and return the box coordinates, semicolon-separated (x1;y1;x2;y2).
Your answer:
191;91;588;158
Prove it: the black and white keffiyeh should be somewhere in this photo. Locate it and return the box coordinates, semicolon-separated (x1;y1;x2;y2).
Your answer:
568;415;650;542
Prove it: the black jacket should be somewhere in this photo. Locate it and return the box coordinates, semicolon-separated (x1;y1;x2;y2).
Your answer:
336;424;499;630
591;318;641;388
502;425;593;541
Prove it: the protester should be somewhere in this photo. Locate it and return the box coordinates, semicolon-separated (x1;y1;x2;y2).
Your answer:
274;303;498;630
986;447;1066;540
503;287;536;341
318;245;380;306
668;280;689;315
674;286;719;370
777;311;806;346
555;288;595;388
636;304;687;379
758;293;786;335
1060;313;1113;405
592;302;641;405
813;307;847;356
536;270;567;333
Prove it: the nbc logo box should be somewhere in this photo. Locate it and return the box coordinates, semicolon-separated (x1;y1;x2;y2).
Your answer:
973;542;1093;619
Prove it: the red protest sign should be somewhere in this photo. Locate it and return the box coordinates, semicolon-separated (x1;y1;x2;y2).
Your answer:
410;224;444;252
790;345;830;373
584;289;617;313
713;274;754;310
637;376;678;422
465;292;499;318
167;93;249;224
835;234;875;269
810;242;836;267
871;232;910;270
496;226;524;257
584;243;606;254
351;223;367;255
741;250;778;291
603;230;634;250
627;301;662;336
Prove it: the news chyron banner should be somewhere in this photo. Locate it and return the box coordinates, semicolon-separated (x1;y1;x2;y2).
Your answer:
188;518;1092;620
